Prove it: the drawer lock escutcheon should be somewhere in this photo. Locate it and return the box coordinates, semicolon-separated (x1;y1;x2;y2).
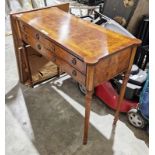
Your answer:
72;58;77;65
46;46;55;53
36;33;40;40
72;70;77;76
37;44;42;50
52;45;55;52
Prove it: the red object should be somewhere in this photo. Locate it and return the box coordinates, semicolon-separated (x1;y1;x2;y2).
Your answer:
95;82;138;113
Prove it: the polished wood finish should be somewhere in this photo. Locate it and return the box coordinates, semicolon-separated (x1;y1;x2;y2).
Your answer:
10;14;29;83
83;65;95;144
11;5;141;144
55;46;86;75
16;7;140;64
22;31;56;61
94;47;131;87
10;3;70;85
83;90;93;144
54;56;86;85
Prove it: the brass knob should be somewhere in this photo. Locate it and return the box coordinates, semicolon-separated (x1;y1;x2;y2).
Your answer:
72;70;77;76
36;33;40;40
72;58;77;65
37;44;41;50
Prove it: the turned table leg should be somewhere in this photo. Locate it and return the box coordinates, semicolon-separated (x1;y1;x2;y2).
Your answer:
113;71;130;124
113;46;137;125
83;90;93;145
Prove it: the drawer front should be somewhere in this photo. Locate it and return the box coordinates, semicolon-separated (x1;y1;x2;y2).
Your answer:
54;56;86;85
22;29;85;85
20;22;54;50
55;46;86;75
94;48;131;86
22;33;55;61
20;22;86;75
20;21;86;85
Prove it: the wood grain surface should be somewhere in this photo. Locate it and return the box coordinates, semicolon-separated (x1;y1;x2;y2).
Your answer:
16;7;141;64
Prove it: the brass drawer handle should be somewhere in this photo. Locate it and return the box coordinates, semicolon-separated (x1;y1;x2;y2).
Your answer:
37;44;42;50
72;70;77;76
36;33;40;40
71;58;77;65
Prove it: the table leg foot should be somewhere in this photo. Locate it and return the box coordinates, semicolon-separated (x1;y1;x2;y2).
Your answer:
83;138;87;145
113;117;117;126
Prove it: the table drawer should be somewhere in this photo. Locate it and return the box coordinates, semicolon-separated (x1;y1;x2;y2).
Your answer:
22;33;55;61
22;32;86;85
54;56;86;85
20;22;86;75
20;22;54;50
55;46;86;75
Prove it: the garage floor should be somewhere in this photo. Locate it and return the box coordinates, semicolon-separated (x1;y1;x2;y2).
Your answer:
5;20;149;155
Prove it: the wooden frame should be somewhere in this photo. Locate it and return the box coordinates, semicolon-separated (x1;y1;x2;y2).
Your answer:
10;5;141;145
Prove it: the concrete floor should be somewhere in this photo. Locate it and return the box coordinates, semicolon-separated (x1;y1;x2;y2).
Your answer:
5;18;149;155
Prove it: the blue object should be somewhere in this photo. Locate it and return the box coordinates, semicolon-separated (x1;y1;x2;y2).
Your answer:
139;72;149;120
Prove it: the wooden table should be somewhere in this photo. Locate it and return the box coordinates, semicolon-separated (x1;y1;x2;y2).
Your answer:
10;3;141;144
